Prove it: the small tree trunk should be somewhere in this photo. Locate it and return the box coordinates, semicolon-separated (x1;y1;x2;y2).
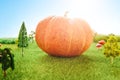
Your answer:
22;47;24;57
3;70;6;77
110;56;114;64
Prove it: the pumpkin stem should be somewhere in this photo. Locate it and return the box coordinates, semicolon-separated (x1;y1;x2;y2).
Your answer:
64;11;69;17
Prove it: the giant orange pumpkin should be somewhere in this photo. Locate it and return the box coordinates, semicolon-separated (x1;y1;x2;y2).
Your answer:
35;16;93;57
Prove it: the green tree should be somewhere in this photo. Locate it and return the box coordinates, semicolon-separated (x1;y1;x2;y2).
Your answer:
0;48;14;77
18;22;28;56
104;34;120;64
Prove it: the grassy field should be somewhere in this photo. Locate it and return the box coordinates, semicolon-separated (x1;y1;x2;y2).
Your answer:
0;42;120;80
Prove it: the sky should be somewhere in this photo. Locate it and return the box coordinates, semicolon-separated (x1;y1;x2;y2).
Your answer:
0;0;120;38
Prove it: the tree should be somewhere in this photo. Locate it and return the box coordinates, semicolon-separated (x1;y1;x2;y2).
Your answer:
18;22;28;56
0;48;14;77
104;34;120;64
28;31;35;43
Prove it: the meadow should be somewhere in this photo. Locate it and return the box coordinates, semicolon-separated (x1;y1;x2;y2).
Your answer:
0;41;120;80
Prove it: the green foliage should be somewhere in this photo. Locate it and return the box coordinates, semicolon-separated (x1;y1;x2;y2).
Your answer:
94;34;120;43
0;38;16;44
104;34;120;64
116;36;120;42
18;22;28;56
18;22;28;47
0;48;14;76
94;34;108;43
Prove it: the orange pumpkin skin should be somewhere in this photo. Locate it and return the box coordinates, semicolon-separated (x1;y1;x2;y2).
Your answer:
35;16;93;57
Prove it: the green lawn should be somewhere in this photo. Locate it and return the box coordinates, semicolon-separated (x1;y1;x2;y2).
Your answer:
0;42;120;80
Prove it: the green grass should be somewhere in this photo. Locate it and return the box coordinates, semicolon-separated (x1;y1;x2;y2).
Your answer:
0;42;120;80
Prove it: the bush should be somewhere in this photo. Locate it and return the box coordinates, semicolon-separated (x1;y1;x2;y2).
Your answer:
116;35;120;42
0;38;16;44
94;34;120;43
103;34;120;64
93;34;108;43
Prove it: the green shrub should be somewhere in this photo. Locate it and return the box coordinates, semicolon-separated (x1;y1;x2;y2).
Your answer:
0;38;16;44
94;34;108;43
116;35;120;42
103;34;120;64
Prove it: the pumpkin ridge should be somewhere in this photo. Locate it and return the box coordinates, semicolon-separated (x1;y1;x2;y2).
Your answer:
44;16;56;52
67;22;73;55
80;21;93;53
35;16;53;51
75;19;86;54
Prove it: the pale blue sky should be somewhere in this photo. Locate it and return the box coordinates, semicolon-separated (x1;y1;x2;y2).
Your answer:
0;0;120;38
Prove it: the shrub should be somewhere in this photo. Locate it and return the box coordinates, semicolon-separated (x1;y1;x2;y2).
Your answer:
94;34;108;43
0;38;16;44
103;34;120;64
